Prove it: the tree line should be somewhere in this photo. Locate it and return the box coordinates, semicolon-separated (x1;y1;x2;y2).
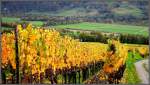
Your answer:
59;29;148;45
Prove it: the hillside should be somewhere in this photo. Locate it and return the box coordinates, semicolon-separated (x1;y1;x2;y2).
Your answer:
2;0;148;17
1;0;148;26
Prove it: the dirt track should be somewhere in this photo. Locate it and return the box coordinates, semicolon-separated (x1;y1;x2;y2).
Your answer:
134;59;149;84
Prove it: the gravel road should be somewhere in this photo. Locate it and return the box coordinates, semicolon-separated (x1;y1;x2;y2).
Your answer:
134;59;149;84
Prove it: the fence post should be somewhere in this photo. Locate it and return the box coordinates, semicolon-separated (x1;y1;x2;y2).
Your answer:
15;26;19;84
0;28;2;84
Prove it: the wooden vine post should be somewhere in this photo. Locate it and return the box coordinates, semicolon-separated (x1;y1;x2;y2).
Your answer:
0;27;2;84
15;25;19;84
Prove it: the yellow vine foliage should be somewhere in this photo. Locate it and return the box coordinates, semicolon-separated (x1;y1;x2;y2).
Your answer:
2;24;147;79
125;44;149;56
2;24;107;76
103;39;128;74
1;32;16;69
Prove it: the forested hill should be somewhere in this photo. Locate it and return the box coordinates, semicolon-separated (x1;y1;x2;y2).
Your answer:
1;0;148;16
1;0;149;26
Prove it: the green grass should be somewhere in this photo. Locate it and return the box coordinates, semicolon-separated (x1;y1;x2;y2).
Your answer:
2;17;44;27
26;8;98;17
52;22;148;36
112;5;143;17
56;8;98;16
2;17;20;23
56;8;85;16
1;26;15;31
26;11;55;16
123;52;143;84
25;21;44;26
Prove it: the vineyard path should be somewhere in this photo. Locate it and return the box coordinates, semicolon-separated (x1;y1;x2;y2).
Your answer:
134;59;149;84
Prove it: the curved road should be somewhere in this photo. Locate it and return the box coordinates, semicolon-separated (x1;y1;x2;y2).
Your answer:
134;59;149;84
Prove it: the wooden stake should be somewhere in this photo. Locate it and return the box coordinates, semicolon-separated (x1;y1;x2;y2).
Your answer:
15;26;19;84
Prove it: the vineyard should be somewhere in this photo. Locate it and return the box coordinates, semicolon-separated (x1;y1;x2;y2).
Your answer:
1;24;149;84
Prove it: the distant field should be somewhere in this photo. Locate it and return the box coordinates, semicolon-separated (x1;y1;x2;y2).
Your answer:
2;17;21;23
2;17;44;26
26;21;44;26
26;5;143;17
1;27;14;31
2;17;148;36
112;4;143;18
26;8;98;17
52;22;148;36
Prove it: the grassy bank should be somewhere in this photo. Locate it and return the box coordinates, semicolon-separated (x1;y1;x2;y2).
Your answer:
121;52;143;84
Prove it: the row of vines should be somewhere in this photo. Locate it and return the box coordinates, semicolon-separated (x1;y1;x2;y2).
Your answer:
1;24;148;84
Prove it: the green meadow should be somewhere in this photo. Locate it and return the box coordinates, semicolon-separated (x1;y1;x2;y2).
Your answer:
52;22;148;36
2;17;44;26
